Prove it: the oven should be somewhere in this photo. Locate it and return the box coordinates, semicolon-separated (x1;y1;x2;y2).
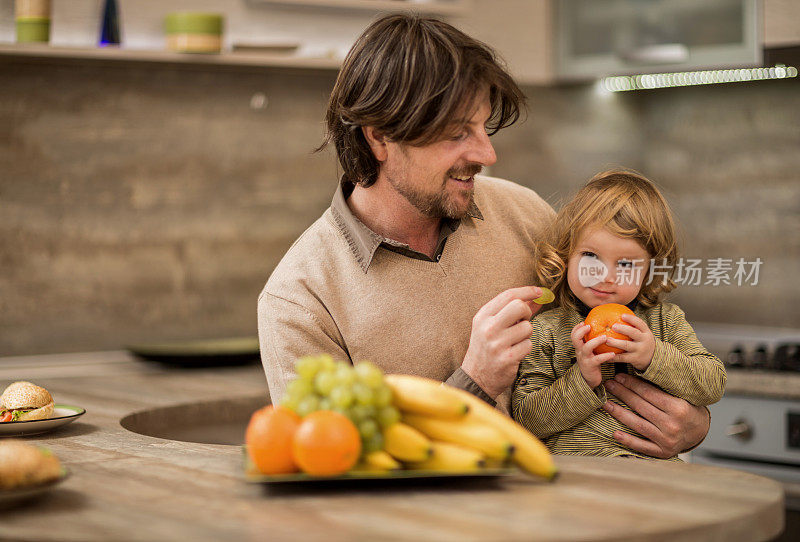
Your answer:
690;323;800;540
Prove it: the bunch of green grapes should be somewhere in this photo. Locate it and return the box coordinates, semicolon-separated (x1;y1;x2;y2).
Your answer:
280;355;401;454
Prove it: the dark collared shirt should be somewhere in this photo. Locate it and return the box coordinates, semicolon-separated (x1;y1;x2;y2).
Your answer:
329;179;483;273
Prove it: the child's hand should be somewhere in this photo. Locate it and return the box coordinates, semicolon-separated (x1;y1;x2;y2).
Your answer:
571;322;617;389
604;314;656;371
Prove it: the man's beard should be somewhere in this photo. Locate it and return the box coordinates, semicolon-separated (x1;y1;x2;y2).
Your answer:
389;166;481;220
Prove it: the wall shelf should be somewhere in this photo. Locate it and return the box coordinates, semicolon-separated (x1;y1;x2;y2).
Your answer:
248;0;467;16
0;44;342;71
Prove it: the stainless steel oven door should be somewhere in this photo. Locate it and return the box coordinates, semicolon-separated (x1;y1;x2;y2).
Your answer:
692;394;800;510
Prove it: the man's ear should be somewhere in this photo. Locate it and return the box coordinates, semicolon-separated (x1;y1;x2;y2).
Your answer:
362;126;388;161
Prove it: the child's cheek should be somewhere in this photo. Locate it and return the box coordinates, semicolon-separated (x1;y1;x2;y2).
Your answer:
566;265;583;298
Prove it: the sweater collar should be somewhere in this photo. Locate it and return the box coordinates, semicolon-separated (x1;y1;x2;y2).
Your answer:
570;293;640;319
330;176;483;273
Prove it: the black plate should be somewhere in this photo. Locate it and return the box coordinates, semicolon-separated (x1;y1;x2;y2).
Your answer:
246;467;515;485
126;337;260;368
243;449;515;488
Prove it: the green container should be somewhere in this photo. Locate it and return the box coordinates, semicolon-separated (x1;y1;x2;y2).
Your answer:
164;13;223;36
16;17;50;43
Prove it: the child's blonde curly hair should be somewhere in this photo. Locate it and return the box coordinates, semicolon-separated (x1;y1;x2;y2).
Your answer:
535;169;679;312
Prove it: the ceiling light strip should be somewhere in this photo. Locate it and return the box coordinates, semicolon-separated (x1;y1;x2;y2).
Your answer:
602;65;798;92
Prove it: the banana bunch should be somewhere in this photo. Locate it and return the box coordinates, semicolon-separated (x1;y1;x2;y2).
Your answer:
374;374;557;480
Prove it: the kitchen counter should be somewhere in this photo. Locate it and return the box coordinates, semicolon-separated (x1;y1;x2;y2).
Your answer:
726;369;800;400
0;352;785;541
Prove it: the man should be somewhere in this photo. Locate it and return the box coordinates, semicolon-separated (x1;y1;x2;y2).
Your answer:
258;14;709;458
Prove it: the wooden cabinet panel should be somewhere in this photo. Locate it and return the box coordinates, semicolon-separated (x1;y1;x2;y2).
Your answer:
455;0;554;85
764;0;800;47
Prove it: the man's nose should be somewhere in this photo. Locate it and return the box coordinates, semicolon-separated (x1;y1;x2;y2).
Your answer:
469;130;497;167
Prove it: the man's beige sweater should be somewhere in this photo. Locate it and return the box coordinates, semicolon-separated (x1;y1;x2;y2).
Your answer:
258;176;555;410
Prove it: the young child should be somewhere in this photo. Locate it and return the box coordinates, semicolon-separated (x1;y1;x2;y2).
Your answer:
512;169;725;461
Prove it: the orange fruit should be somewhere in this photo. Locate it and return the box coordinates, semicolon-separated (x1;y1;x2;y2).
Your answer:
584;303;634;355
292;410;361;476
245;405;301;475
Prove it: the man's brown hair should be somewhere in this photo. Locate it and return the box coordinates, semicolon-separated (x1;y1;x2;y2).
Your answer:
319;13;525;187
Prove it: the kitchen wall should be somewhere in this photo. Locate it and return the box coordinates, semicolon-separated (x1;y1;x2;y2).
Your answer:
493;78;800;329
1;2;798;355
636;80;799;328
0;60;342;355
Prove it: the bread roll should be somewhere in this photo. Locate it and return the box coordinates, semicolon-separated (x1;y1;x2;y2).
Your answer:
0;441;62;489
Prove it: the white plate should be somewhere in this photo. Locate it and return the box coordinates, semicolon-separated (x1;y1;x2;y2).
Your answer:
0;405;86;437
0;469;69;508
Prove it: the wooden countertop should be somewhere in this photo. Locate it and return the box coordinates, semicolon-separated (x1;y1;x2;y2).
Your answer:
0;353;785;541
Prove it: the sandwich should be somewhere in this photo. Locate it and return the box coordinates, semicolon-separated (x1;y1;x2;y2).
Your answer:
0;381;54;422
0;440;62;490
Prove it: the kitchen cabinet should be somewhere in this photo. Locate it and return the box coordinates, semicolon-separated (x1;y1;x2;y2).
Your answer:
764;0;800;47
455;0;793;86
247;0;467;16
456;0;555;85
555;0;762;80
1;1;795;82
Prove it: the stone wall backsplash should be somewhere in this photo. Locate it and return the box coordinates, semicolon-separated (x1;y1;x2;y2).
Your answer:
1;60;338;355
491;79;800;330
1;59;798;355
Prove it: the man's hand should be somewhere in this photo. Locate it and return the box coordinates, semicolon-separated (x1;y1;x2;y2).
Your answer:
602;373;710;458
604;314;656;371
570;322;616;388
461;286;544;399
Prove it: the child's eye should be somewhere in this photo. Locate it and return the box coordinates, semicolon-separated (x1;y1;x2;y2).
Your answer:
617;260;633;268
581;251;597;258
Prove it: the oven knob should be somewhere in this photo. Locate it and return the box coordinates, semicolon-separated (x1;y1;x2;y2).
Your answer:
726;345;745;368
726;419;753;441
750;344;768;370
